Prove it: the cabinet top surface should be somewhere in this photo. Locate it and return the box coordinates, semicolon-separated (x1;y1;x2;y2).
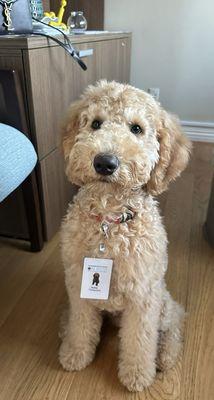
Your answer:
0;31;132;50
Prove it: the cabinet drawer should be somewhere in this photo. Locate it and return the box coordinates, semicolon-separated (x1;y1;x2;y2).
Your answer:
0;34;131;243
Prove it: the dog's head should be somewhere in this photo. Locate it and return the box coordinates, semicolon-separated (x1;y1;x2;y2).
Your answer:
62;80;191;195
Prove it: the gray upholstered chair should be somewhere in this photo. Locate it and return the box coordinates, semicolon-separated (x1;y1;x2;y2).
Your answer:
0;70;43;251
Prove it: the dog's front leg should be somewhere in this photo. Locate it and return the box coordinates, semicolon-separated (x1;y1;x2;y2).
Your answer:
59;299;102;371
118;298;160;392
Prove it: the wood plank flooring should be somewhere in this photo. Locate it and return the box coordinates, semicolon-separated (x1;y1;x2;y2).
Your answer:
0;142;213;400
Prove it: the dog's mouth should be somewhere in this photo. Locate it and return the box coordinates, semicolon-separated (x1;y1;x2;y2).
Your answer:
100;176;111;183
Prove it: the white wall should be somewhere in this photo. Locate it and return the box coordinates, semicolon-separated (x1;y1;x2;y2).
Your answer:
104;0;214;124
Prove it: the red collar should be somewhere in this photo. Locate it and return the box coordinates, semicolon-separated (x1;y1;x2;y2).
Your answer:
89;209;135;225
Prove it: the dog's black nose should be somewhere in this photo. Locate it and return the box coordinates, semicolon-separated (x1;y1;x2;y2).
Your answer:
93;154;119;175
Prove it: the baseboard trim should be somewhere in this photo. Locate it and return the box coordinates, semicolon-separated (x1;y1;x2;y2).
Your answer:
181;121;214;142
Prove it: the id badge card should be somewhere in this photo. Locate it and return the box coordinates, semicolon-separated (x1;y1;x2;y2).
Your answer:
80;257;113;300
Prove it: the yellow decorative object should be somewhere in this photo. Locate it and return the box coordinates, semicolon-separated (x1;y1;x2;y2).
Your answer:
44;0;67;30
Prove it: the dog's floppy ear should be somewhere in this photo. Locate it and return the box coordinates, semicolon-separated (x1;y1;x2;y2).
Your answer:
146;110;192;195
62;99;86;160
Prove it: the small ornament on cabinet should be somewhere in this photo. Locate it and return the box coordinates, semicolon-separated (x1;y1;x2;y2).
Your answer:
43;0;68;30
67;10;87;34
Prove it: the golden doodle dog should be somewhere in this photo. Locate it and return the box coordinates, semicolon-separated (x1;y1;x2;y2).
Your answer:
59;80;191;392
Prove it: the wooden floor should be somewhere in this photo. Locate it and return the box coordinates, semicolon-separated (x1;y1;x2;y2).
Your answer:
0;142;213;400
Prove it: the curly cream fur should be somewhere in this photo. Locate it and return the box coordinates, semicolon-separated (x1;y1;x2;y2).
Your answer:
59;81;191;392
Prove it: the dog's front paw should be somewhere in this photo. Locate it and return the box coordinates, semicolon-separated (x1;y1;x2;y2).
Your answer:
59;340;94;371
118;365;155;392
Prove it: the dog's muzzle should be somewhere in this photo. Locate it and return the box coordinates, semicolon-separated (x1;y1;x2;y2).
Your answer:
93;153;119;176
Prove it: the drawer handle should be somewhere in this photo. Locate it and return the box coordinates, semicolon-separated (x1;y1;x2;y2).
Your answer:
77;49;94;58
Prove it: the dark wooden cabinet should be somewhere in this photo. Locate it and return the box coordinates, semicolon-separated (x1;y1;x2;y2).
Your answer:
0;32;131;240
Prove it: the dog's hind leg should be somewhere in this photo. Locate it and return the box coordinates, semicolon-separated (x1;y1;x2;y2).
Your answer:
156;289;185;371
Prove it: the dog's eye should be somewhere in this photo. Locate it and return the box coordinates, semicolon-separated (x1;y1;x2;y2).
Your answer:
91;120;102;130
130;124;143;135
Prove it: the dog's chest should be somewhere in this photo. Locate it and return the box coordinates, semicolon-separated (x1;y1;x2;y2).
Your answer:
63;205;166;303
61;188;167;310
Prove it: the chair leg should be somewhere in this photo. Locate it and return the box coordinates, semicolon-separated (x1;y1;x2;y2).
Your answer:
22;172;44;252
